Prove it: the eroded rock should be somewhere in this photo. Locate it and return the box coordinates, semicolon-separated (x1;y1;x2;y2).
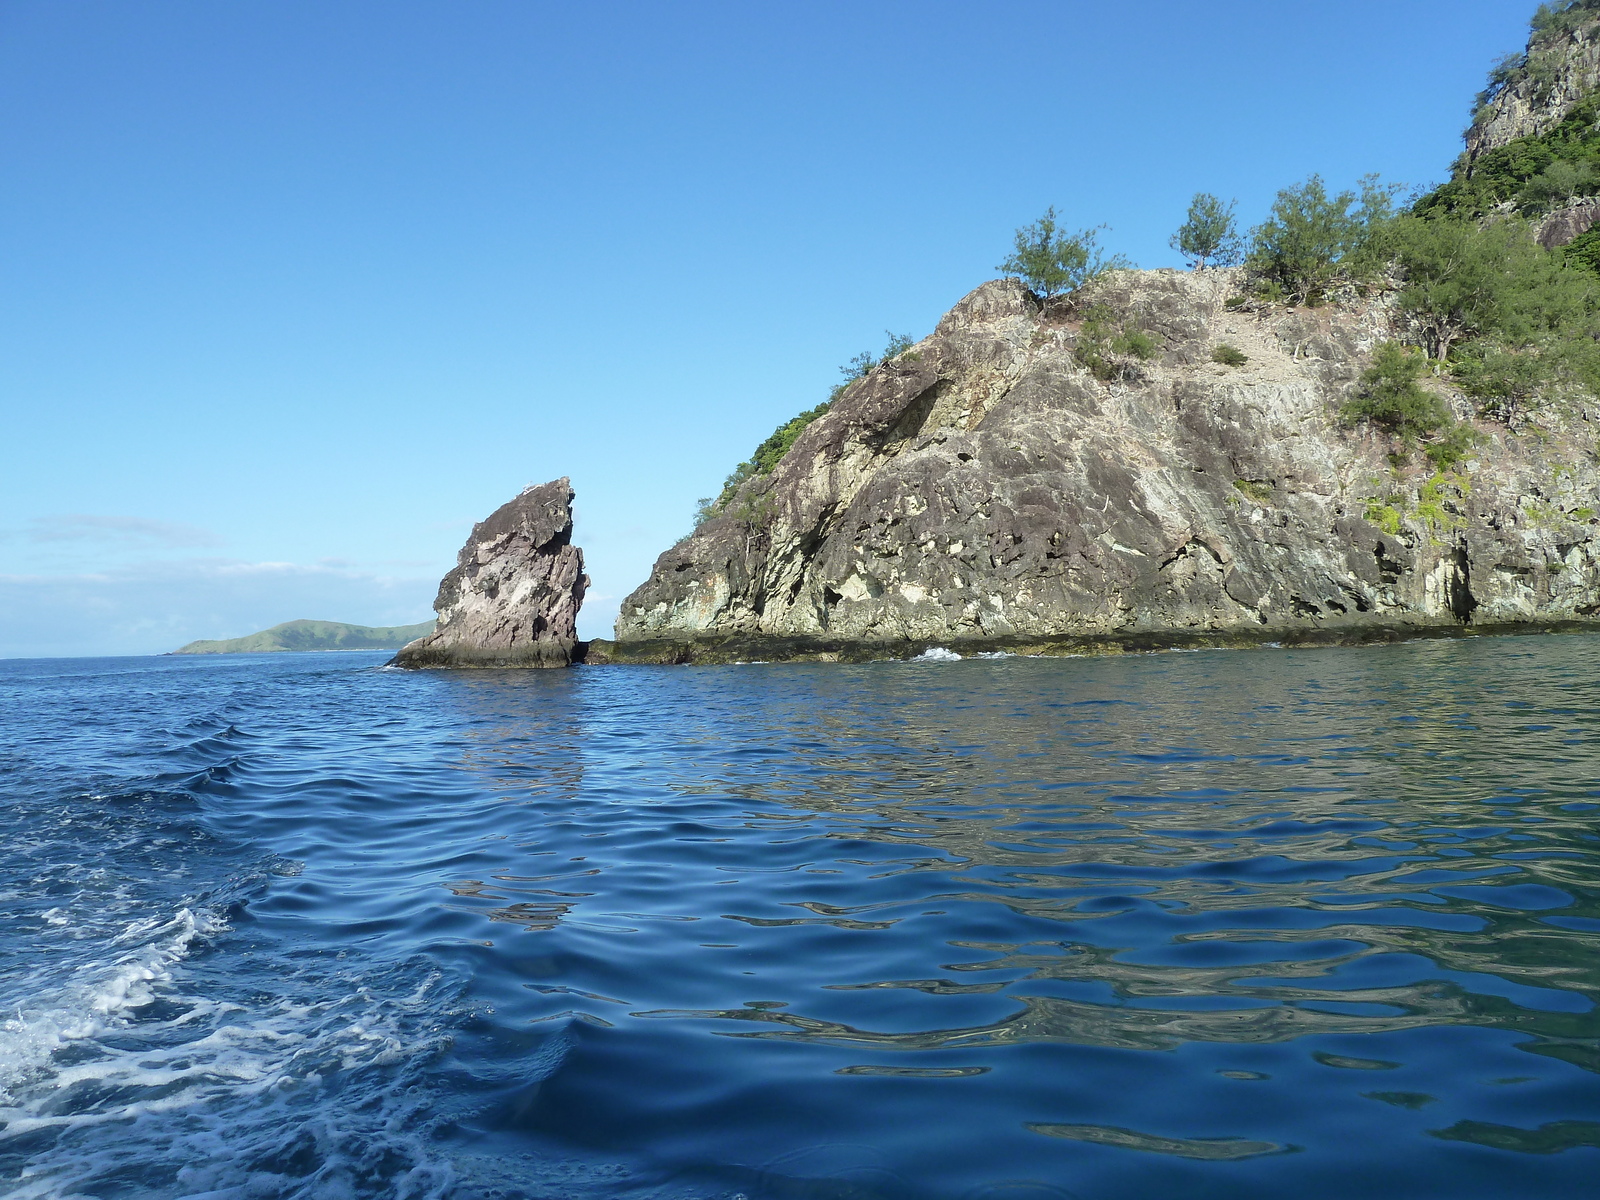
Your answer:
393;478;587;669
608;269;1600;663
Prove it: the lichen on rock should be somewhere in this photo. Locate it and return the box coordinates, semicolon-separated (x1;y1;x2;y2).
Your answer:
393;477;587;669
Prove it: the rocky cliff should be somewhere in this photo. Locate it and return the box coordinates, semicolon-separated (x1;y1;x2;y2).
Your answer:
601;270;1600;663
1467;5;1600;162
394;478;587;669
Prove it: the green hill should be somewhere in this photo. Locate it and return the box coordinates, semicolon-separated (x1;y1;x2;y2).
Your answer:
169;618;436;655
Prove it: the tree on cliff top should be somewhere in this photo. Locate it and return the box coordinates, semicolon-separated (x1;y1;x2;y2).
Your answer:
1247;175;1400;303
1170;193;1242;270
999;209;1130;298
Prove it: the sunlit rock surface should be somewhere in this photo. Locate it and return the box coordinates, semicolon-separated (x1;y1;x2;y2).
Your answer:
607;270;1600;663
394;477;586;669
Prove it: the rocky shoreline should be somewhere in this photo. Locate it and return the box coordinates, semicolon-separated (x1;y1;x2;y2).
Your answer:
579;617;1600;667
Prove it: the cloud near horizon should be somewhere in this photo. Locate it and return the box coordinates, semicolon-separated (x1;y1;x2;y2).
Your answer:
19;513;226;549
0;557;440;658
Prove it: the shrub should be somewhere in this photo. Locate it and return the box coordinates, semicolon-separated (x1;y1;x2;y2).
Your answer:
1075;305;1156;381
1451;342;1556;419
1341;341;1453;439
1532;0;1600;37
1113;328;1158;359
1518;158;1600;212
1565;225;1600;274
1424;423;1485;470
830;331;917;400
1171;193;1242;270
999;208;1131;298
1212;343;1248;366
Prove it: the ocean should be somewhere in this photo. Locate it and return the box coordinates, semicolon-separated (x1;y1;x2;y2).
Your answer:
1;636;1597;1199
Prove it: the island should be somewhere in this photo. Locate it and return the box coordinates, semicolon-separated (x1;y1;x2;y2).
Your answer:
170;619;436;655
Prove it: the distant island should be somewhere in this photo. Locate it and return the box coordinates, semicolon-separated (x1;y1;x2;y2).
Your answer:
169;619;436;655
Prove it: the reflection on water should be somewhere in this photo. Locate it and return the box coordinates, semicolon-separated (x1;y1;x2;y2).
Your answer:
0;636;1596;1199
425;637;1600;1198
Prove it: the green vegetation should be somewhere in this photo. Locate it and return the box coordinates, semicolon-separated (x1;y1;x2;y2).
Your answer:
170;618;435;655
1171;193;1242;269
998;208;1130;298
1384;73;1600;417
1211;0;1600;434
1233;479;1274;504
1340;343;1486;470
1246;174;1400;304
1363;498;1405;535
685;1;1600;542
695;331;917;527
1341;341;1453;438
1422;91;1600;220
1471;2;1600;121
1360;471;1471;538
1074;304;1158;381
1386;216;1554;359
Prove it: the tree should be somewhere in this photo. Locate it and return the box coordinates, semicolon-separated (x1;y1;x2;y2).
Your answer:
1170;193;1241;269
1390;216;1530;360
1247;176;1361;303
999;208;1130;298
1246;175;1398;303
1391;214;1599;360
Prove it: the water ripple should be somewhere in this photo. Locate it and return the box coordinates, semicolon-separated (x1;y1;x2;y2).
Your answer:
0;637;1598;1198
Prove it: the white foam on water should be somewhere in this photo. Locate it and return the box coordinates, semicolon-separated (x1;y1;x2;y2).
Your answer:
910;647;964;662
0;904;459;1200
0;906;219;1106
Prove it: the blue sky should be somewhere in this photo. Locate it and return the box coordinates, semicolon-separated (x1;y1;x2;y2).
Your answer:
0;0;1538;656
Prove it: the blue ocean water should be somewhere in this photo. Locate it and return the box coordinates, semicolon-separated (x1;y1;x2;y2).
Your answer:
2;638;1598;1199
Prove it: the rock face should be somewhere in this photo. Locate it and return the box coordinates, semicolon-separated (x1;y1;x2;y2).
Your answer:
1466;17;1600;165
393;478;587;668
1537;198;1600;248
608;270;1600;663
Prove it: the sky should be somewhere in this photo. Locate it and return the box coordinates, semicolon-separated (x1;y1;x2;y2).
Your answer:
0;0;1541;657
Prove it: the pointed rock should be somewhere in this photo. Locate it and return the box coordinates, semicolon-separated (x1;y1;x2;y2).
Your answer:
393;477;587;668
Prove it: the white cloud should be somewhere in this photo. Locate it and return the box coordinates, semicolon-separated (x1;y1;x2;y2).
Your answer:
22;514;225;548
0;557;439;658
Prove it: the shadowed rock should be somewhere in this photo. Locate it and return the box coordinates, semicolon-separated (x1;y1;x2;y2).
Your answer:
393;478;587;669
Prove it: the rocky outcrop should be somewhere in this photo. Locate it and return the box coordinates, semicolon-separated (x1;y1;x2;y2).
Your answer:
1466;14;1600;165
604;270;1600;663
1537;198;1600;247
393;478;587;669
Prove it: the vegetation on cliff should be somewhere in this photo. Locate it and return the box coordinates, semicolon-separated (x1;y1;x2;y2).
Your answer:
1472;0;1600;121
694;331;915;529
1423;92;1600;221
690;0;1600;530
997;209;1130;298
